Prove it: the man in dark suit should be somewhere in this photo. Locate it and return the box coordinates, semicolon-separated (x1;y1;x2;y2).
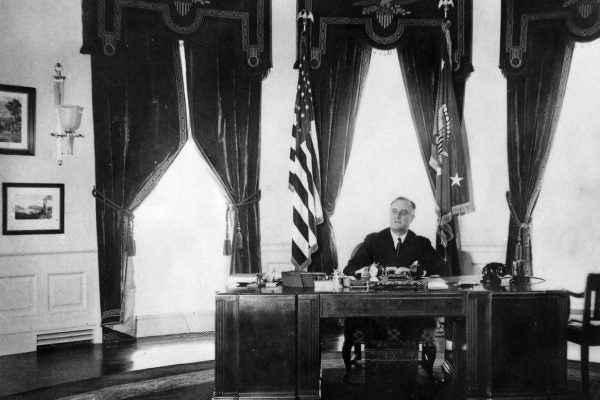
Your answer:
341;196;443;382
344;196;444;277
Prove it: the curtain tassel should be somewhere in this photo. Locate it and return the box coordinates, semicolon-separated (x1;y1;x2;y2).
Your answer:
506;191;533;276
223;191;261;255
235;221;243;249
223;205;232;255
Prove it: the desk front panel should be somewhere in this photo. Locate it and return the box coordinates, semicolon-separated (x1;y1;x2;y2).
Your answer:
215;294;299;399
319;292;467;318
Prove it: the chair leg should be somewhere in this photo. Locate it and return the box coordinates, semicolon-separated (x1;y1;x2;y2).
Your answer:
353;343;362;362
342;339;353;374
422;342;436;380
581;344;590;399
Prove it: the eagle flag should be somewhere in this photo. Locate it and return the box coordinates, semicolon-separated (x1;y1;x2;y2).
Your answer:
428;29;474;248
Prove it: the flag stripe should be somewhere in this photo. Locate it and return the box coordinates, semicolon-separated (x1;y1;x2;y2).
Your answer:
288;36;323;270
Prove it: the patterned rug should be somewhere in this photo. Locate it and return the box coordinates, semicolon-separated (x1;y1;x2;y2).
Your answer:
4;359;599;400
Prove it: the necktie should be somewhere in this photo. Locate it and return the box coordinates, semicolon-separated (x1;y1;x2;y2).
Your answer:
395;238;403;256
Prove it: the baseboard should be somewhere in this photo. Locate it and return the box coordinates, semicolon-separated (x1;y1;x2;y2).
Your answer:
0;331;36;355
0;325;102;356
136;311;214;338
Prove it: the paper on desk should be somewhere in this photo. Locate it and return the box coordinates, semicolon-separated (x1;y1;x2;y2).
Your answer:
427;277;448;289
314;280;335;292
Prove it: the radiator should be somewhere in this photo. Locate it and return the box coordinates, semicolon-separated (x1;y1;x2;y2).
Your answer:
36;328;95;347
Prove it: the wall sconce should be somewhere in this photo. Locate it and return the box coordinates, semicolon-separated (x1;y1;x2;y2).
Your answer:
50;63;84;165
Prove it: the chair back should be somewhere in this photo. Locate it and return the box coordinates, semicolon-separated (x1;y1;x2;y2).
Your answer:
584;273;600;325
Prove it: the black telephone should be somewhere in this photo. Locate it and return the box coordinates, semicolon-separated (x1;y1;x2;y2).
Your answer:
481;262;507;285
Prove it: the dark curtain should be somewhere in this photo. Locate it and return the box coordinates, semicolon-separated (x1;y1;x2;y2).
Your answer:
504;23;574;274
87;9;187;325
397;31;472;276
185;22;263;275
308;31;372;273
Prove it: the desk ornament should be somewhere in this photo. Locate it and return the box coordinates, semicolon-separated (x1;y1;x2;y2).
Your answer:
331;269;343;290
368;263;380;282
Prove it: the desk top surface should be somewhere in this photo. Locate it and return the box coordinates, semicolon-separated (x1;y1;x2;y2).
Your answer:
218;275;563;296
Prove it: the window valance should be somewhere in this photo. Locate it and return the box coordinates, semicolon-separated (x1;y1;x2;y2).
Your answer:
297;0;472;78
500;0;600;75
81;0;271;77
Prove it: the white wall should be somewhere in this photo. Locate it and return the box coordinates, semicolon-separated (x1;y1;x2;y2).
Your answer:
0;1;101;355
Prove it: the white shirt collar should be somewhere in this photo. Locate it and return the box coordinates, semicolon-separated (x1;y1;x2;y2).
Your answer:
390;230;408;245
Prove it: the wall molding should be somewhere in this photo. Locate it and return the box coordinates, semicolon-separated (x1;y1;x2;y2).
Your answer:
0;275;37;316
460;243;506;274
0;249;97;258
0;252;101;356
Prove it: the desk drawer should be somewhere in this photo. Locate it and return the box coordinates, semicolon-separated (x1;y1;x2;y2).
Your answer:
319;294;465;317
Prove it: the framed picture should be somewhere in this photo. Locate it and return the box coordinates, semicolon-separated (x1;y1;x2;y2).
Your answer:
2;183;64;235
0;84;36;155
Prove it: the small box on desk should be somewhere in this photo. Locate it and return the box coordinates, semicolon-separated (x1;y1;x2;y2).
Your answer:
282;271;303;287
282;271;327;288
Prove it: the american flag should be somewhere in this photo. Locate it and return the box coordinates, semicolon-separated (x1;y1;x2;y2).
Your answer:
288;38;323;270
428;33;474;248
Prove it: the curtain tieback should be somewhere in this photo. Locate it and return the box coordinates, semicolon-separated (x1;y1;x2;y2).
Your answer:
224;190;262;255
505;191;531;263
92;187;136;256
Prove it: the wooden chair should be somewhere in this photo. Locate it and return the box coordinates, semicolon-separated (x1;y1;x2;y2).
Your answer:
341;318;436;378
341;235;437;384
567;273;600;399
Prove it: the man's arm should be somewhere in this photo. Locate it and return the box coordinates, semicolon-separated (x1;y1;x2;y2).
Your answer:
343;234;376;276
420;238;446;276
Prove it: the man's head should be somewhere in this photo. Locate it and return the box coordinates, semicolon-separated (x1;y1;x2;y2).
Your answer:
389;197;415;235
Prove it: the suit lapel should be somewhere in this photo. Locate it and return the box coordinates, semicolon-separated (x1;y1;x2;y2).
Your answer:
401;230;418;260
383;228;396;252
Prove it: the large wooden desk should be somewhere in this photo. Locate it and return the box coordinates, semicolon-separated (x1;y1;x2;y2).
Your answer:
214;277;569;399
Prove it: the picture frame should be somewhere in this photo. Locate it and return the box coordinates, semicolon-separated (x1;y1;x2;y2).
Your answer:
0;84;36;155
2;183;64;235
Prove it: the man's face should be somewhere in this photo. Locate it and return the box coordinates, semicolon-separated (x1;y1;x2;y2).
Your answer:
389;199;415;233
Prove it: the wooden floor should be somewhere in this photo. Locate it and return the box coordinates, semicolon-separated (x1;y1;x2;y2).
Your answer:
0;321;444;398
0;332;215;397
0;322;588;399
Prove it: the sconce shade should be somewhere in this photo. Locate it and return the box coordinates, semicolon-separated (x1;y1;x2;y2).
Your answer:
58;105;83;132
